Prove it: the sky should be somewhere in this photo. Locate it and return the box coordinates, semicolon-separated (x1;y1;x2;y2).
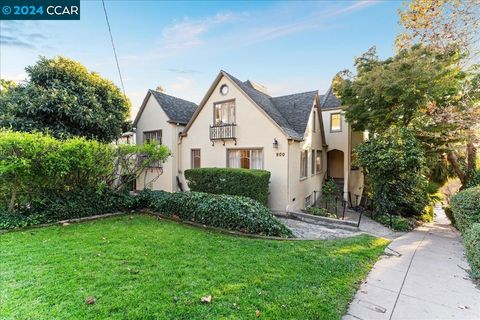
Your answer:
0;0;403;119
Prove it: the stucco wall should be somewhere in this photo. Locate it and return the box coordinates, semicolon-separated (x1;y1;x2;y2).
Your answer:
135;95;179;192
287;107;325;212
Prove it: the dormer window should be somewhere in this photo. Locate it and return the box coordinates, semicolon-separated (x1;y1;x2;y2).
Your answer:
214;100;235;125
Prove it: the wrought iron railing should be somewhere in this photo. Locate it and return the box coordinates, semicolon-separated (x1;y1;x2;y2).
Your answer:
209;124;236;141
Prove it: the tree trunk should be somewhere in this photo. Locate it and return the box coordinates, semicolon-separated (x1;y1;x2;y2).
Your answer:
8;185;17;213
466;141;477;176
447;149;466;186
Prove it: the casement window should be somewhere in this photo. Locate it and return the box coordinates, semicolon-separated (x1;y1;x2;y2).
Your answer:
143;130;162;145
300;150;308;179
330;113;342;132
191;149;201;169
313;110;316;132
311;150;316;175
227;149;263;169
305;194;312;208
214;100;235;125
316;150;322;173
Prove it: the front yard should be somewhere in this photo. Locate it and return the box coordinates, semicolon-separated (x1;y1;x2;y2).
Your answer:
0;214;388;320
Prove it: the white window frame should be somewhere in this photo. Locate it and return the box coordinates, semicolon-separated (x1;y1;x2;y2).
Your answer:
300;150;308;179
316;150;322;174
227;148;264;169
330;113;342;132
191;149;201;169
143;130;162;145
214;100;236;125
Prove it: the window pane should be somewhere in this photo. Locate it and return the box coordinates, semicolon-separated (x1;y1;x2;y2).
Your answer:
191;149;201;168
214;101;236;125
316;150;322;172
250;150;263;169
228;150;240;168
143;130;162;145
331;114;341;131
311;150;315;175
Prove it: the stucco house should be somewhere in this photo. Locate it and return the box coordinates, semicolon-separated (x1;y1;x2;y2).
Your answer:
320;87;366;203
133;70;364;214
132;90;198;191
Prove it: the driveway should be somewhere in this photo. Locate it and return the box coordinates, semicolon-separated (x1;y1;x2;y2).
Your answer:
344;206;480;320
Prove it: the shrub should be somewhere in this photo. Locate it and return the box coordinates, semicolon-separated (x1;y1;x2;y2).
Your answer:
451;186;480;233
184;168;270;206
419;205;434;222
464;223;480;279
305;207;336;219
444;206;456;226
0;187;139;230
466;170;480;189
373;214;416;232
355;127;429;217
142;190;292;238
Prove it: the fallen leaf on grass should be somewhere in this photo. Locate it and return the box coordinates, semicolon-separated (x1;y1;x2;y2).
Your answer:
62;222;70;226
256;310;261;317
85;296;96;305
201;295;212;304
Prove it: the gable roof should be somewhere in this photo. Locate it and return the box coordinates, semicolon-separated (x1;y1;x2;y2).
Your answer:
320;87;341;110
133;90;198;126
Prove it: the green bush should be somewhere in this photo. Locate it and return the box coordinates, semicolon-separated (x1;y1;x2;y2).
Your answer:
306;207;336;219
141;190;292;238
451;186;480;233
373;214;416;232
355;128;429;217
419;205;434;222
0;187;139;230
444;206;456;226
184;168;270;206
464;223;480;279
466;170;480;189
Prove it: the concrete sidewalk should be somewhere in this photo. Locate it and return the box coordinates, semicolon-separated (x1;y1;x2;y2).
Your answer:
344;207;480;320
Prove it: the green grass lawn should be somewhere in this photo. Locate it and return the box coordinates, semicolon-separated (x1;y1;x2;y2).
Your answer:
0;214;388;320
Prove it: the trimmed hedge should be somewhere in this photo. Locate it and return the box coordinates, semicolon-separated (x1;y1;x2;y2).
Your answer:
444;206;455;227
464;223;480;279
0;188;139;230
184;168;270;206
141;190;292;238
451;186;480;233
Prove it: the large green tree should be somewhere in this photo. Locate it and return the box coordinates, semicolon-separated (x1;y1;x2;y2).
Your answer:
334;45;480;187
0;56;130;142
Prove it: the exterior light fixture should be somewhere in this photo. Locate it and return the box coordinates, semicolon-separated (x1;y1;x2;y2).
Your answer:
273;138;278;148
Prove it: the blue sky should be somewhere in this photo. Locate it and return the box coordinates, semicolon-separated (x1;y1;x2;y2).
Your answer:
0;0;403;118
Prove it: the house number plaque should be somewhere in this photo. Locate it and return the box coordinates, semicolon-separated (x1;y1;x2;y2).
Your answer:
276;152;285;157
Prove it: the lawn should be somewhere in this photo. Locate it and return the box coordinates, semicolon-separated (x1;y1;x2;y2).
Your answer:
0;214;388;320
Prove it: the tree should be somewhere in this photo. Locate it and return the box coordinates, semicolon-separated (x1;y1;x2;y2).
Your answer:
335;46;480;187
397;0;480;63
0;56;130;142
355;127;429;217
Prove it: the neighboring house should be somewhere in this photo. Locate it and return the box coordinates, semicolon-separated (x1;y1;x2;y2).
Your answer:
133;90;198;192
116;131;136;145
320;87;366;203
178;71;328;214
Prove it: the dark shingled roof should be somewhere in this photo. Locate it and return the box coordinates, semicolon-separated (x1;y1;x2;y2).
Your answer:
320;87;341;109
222;71;317;140
149;90;198;125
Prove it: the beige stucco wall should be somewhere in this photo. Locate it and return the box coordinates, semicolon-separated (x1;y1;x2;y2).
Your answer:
286;106;326;212
135;95;181;192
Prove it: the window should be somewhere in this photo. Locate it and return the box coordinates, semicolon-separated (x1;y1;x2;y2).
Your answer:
300;150;308;179
313;110;316;132
214;100;235;125
305;194;312;208
316;150;322;173
311;150;316;175
227;149;263;169
191;149;201;169
143;130;162;144
330;113;342;132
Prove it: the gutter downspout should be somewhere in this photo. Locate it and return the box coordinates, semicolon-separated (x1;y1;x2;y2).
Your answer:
286;138;291;214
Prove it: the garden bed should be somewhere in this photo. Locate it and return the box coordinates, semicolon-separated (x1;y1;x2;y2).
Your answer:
0;214;388;319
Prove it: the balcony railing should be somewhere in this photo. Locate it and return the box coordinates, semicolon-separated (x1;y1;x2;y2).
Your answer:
209;123;237;145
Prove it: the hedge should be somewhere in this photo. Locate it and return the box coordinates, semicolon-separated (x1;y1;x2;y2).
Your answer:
451;186;480;233
0;188;139;230
184;168;270;206
464;223;480;279
141;190;292;238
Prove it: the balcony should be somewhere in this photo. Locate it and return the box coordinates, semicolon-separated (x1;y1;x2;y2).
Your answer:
209;123;237;145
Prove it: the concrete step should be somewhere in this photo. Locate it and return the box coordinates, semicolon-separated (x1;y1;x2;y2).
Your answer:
285;210;359;231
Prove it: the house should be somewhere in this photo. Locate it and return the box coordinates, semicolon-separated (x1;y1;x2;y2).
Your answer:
320;87;366;204
178;71;327;214
133;89;198;191
132;70;364;214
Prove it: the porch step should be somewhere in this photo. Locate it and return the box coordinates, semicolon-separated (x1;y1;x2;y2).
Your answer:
285;210;359;231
